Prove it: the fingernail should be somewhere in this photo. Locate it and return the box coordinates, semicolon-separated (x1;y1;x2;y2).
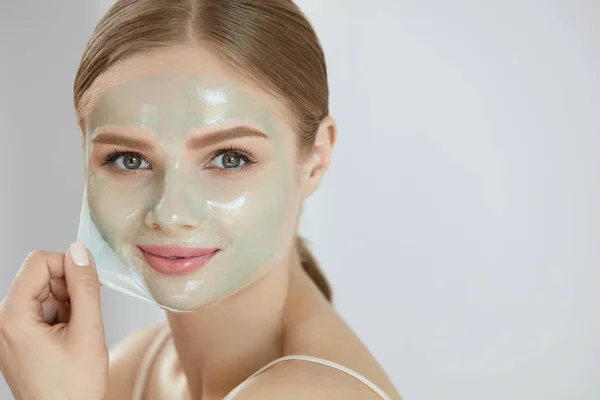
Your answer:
69;242;89;267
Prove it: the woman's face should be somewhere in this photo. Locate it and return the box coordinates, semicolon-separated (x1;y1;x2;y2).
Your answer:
80;45;307;311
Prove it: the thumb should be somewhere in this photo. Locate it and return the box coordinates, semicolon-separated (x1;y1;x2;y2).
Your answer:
64;242;105;340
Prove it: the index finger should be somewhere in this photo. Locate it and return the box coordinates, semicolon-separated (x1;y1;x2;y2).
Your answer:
6;250;66;315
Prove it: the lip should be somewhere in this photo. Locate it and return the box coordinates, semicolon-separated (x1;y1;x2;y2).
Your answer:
138;245;219;276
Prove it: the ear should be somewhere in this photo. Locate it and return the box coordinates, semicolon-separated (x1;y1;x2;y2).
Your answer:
301;116;337;199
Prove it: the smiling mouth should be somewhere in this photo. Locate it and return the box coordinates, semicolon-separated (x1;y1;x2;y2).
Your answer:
138;245;219;276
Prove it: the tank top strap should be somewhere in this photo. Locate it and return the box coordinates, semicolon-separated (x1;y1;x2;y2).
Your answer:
224;355;393;400
131;326;171;400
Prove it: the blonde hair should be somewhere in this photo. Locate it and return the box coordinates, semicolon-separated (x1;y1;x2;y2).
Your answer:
73;0;332;301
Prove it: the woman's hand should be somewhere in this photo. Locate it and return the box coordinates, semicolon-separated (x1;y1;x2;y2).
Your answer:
0;242;108;400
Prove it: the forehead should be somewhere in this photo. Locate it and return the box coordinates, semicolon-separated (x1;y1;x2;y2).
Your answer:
80;44;293;130
88;75;276;134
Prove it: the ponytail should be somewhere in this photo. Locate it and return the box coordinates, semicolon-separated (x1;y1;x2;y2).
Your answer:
296;236;332;302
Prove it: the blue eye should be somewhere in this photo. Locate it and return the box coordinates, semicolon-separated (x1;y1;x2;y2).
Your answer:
103;151;151;170
212;152;247;169
208;148;256;170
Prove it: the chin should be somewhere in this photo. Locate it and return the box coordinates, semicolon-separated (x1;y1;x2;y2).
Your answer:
140;253;283;312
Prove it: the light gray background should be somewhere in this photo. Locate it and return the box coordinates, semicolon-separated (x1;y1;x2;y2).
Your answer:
1;1;599;399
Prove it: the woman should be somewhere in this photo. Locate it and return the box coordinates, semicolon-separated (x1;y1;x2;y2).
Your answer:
0;1;401;399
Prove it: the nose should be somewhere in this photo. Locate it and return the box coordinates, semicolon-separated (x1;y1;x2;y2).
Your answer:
144;176;203;235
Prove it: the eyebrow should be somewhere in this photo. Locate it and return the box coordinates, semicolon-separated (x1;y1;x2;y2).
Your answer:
187;126;268;150
91;132;154;152
90;126;269;152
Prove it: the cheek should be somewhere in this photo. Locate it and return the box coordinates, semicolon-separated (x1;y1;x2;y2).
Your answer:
202;152;301;232
221;167;302;251
87;174;153;241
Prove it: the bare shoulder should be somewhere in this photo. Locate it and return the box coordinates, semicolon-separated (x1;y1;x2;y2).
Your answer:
104;323;167;400
231;359;401;400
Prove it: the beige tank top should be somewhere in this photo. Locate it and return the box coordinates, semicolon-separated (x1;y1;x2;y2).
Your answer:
132;328;393;400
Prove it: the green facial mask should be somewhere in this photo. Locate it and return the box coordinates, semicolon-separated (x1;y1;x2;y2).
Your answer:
77;74;290;311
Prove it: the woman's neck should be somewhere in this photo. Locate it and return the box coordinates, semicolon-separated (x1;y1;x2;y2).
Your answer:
165;251;301;399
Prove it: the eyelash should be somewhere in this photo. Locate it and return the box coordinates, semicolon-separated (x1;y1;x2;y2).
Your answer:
100;151;146;175
209;146;257;172
100;147;257;172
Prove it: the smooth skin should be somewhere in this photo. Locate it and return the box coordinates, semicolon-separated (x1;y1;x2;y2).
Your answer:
0;45;402;400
